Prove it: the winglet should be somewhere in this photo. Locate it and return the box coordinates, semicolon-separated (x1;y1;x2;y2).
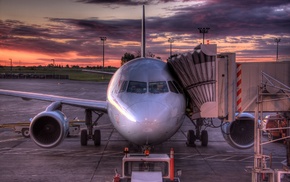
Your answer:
141;5;146;58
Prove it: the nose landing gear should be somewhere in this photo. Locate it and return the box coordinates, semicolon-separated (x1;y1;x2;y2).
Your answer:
186;118;208;147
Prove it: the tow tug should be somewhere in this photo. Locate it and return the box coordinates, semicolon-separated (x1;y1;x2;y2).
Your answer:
0;120;84;138
113;148;181;182
0;122;31;138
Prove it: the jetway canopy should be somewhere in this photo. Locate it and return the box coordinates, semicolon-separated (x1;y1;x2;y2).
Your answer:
168;44;219;120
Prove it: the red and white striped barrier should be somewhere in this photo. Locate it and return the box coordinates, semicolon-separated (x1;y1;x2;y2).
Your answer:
237;63;242;112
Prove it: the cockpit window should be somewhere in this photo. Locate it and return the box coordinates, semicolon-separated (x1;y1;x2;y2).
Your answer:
127;81;147;93
149;81;169;94
173;81;183;94
119;81;128;93
168;81;184;94
168;81;178;93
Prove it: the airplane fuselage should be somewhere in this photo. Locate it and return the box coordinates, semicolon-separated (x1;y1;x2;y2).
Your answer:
107;58;186;146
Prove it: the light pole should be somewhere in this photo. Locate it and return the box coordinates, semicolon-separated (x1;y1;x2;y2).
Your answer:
274;38;281;61
9;58;12;72
168;38;174;57
51;59;55;76
198;27;210;44
100;36;107;68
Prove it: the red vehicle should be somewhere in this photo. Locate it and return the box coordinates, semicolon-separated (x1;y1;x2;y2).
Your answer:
262;114;288;141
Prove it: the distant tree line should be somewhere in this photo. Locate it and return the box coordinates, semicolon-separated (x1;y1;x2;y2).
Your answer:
0;64;117;70
121;51;161;66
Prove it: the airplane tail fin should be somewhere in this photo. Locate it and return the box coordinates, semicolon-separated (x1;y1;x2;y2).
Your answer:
141;5;146;58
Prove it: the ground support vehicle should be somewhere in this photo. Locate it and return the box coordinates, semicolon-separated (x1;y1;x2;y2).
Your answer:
113;148;181;182
0;120;83;138
0;122;31;138
261;114;288;142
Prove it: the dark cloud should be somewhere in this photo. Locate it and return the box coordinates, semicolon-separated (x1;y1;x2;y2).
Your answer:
6;37;73;55
76;0;146;5
76;0;194;6
149;0;290;37
50;18;141;41
46;18;143;59
144;0;290;59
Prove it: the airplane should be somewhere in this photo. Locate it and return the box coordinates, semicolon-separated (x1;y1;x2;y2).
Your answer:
0;5;254;151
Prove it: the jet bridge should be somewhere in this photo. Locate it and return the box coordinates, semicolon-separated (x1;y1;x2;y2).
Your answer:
224;59;290;113
168;44;290;120
168;44;245;122
234;61;290;182
168;44;248;149
168;44;290;181
168;44;290;151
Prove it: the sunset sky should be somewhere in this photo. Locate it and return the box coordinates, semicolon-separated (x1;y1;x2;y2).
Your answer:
0;0;290;67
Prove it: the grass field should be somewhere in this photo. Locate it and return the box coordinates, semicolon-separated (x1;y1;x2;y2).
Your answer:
0;66;115;82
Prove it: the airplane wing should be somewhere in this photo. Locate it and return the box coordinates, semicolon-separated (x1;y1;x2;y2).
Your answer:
82;69;115;75
0;89;107;113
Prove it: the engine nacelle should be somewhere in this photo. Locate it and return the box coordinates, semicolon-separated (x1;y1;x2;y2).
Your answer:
222;113;255;149
30;110;69;148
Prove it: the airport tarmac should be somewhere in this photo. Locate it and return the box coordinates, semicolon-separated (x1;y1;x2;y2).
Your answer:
0;79;288;182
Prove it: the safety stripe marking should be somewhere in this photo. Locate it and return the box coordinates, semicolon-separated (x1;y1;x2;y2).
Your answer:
237;63;242;112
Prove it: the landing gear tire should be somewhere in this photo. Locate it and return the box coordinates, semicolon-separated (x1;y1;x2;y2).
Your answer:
21;128;30;138
186;130;196;147
81;129;88;146
201;130;208;147
93;130;101;146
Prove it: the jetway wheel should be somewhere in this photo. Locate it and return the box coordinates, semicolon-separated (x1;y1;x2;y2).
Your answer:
93;130;101;146
187;130;196;147
201;130;208;146
268;133;273;141
21;128;30;138
81;129;88;146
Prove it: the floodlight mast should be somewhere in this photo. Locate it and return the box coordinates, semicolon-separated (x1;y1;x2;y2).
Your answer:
141;5;146;58
9;58;12;72
100;36;107;68
274;38;281;61
198;27;210;44
168;38;174;57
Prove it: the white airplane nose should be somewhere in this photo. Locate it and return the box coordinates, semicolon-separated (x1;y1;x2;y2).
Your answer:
129;101;170;125
127;101;174;144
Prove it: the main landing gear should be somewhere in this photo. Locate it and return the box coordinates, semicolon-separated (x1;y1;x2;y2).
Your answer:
80;109;103;146
186;118;208;147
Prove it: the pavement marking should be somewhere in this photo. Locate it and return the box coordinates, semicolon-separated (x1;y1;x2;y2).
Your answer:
0;147;124;158
175;152;285;163
0;137;23;143
239;155;254;161
178;154;200;159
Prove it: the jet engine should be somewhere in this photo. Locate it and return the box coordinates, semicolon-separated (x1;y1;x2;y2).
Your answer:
222;113;255;149
30;102;69;148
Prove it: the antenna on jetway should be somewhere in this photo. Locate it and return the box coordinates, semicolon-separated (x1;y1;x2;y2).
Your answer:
141;5;146;58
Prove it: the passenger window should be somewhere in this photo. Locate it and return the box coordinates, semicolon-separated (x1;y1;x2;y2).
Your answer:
119;81;128;93
127;81;147;93
149;81;169;94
